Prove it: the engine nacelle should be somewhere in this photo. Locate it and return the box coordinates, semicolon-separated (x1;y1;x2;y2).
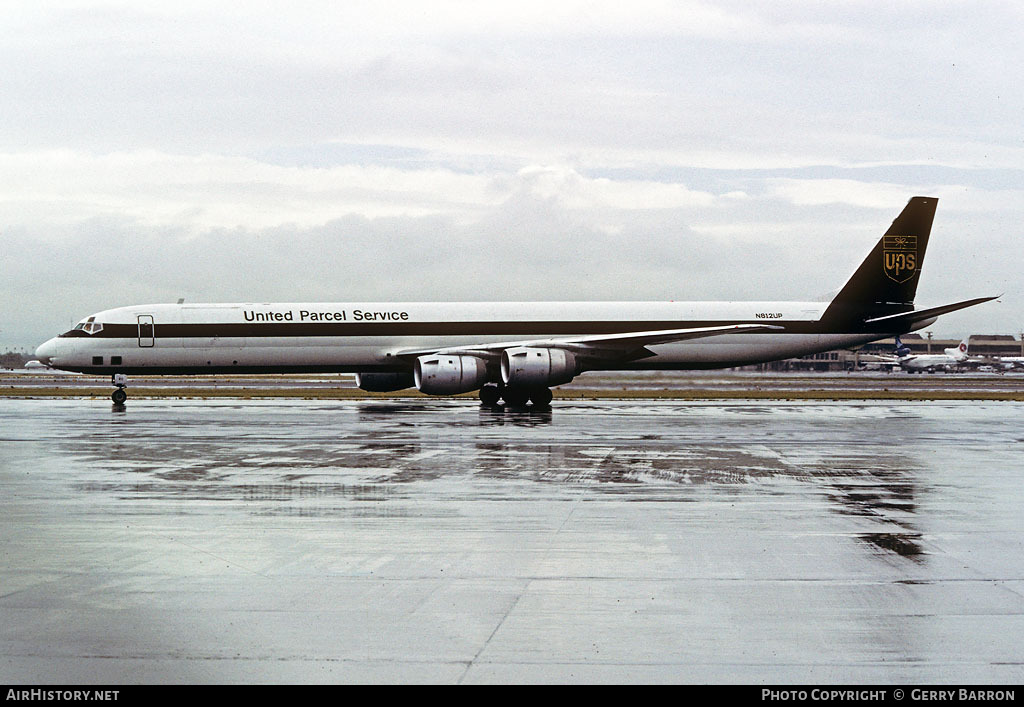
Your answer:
355;372;415;392
414;355;490;395
501;347;578;387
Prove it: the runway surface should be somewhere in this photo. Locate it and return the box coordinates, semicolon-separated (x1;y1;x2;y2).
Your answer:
2;398;1023;684
4;369;1024;400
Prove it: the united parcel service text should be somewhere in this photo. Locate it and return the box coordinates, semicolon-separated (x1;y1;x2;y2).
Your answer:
243;310;410;322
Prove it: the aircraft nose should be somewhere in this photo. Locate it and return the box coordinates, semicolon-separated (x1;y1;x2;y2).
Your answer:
35;338;59;365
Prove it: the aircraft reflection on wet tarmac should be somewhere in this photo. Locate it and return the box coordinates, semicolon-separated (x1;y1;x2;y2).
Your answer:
72;399;937;561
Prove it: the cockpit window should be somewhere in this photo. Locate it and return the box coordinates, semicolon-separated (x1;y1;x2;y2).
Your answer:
73;316;103;335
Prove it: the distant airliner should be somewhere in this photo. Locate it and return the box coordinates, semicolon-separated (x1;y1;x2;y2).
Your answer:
991;355;1024;371
35;197;996;406
894;337;971;372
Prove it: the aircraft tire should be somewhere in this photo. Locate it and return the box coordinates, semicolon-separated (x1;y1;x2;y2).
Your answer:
502;386;530;407
111;388;127;404
479;385;501;406
529;387;553;407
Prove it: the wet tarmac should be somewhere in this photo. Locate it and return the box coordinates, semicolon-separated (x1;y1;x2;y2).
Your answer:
1;398;1023;684
5;368;1024;397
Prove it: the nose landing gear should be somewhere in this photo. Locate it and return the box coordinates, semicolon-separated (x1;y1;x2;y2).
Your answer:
111;374;128;404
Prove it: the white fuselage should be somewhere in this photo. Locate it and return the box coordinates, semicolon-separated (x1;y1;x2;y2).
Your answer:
899;342;968;371
993;356;1024;370
900;354;960;371
35;300;918;376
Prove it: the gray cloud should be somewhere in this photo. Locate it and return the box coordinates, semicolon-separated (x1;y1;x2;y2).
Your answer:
1;2;1021;348
5;185;1015;349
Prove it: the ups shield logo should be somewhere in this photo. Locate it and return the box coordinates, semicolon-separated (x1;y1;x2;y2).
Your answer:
883;235;917;283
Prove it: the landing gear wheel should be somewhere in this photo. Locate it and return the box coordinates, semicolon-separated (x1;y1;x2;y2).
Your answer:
529;387;553;407
502;386;530;407
110;373;129;405
479;385;501;406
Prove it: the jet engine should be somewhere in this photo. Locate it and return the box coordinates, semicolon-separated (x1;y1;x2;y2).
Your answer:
355;372;415;392
500;347;578;387
414;355;490;395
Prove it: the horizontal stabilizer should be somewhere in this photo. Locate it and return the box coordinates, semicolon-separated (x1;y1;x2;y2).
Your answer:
862;296;999;329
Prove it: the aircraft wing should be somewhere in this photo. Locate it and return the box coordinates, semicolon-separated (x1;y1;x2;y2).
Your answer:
857;353;901;364
395;323;782;362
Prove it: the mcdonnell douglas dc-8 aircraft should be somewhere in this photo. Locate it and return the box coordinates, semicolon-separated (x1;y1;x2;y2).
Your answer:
35;197;996;406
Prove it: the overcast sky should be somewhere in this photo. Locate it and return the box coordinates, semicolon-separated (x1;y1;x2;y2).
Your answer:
2;1;1021;349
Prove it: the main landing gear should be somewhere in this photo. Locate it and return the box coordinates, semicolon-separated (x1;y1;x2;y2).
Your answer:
110;374;128;404
478;383;552;408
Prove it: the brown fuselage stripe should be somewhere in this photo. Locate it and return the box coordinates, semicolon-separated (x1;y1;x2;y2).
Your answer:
58;320;853;338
